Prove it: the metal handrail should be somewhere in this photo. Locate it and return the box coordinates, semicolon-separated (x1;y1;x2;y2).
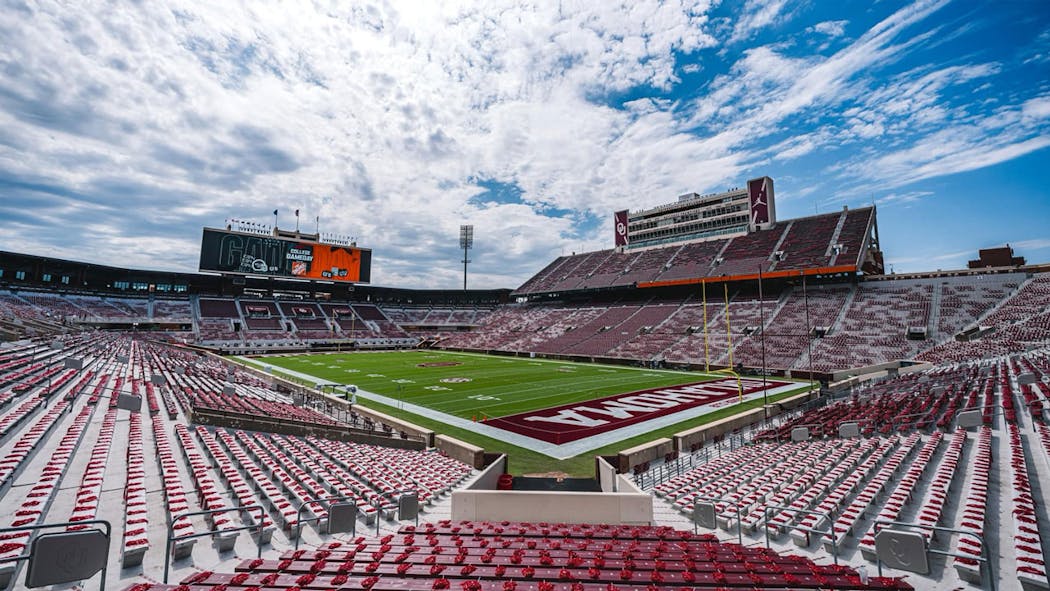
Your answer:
164;505;266;583
891;410;934;426
838;417;875;426
294;495;356;550
374;492;399;535
692;497;743;546
761;504;837;564
954;403;1025;430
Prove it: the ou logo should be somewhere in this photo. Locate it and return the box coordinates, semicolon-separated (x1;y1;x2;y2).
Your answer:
616;222;626;235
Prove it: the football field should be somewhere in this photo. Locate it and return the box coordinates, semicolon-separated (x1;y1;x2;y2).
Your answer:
250;350;724;419
239;350;811;475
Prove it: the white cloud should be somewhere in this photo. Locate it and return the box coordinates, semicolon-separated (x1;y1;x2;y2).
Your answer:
0;0;1046;291
730;0;792;44
1012;238;1050;251
1023;96;1050;120
808;20;848;38
876;190;933;206
931;249;974;262
684;0;955;157
0;0;726;289
847;126;1050;189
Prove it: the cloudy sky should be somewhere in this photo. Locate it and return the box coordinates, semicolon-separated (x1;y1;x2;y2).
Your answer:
0;0;1048;289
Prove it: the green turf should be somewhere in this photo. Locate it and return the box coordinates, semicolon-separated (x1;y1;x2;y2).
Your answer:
247;350;728;419
236;350;813;476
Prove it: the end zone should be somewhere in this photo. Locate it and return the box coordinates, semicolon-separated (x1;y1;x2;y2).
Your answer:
343;376;806;460
484;377;795;444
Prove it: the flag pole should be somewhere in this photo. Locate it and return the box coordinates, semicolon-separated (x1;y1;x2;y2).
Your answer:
273;209;278;229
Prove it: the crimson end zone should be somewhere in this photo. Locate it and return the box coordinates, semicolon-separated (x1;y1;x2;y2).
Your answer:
484;377;795;445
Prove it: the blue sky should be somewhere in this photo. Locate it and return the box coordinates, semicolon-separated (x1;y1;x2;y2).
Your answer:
0;0;1047;288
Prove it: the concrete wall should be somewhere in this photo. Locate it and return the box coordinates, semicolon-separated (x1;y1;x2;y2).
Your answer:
468;454;507;490
451;490;652;526
597;457;618;493
617;437;673;473
672;389;815;452
672;408;763;452
616;473;645;495
453;455;651;525
827;360;934;383
436;434;487;469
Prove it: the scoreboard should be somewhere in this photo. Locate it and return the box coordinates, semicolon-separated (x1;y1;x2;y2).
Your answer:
616;176;776;249
199;228;371;283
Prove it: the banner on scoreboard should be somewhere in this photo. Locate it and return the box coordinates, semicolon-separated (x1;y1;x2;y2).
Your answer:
613;210;629;247
199;228;371;283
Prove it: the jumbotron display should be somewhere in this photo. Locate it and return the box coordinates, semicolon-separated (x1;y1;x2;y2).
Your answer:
199;227;371;283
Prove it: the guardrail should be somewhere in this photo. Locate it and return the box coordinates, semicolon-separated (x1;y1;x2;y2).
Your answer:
293;495;357;550
164;505;266;584
762;504;837;565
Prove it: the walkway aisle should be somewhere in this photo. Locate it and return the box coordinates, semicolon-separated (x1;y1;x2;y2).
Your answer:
1004;370;1050;591
650;492;700;533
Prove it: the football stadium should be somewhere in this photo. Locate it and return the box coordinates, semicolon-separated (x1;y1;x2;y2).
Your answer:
2;176;1049;591
1;3;1049;591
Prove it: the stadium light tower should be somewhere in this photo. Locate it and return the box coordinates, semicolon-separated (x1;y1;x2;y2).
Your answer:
460;225;474;291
